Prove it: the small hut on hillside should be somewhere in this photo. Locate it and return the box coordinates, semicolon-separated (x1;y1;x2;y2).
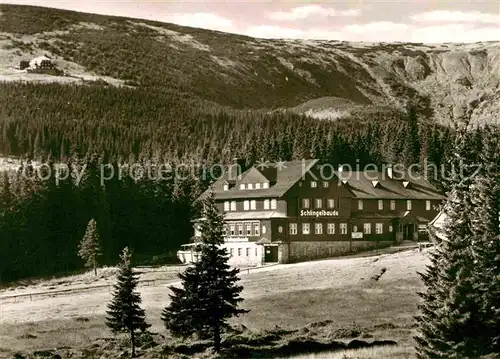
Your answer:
29;55;54;70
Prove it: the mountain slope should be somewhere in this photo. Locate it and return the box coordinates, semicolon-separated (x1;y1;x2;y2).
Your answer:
1;4;499;125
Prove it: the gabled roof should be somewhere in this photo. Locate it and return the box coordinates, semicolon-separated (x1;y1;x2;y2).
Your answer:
239;167;269;184
200;159;318;200
339;170;444;200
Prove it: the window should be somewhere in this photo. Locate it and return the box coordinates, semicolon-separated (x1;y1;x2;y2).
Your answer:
419;224;428;234
315;198;323;209
255;183;261;189
237;248;242;256
253;222;260;236
244;200;250;210
247;183;253;190
390;200;395;211
264;199;270;210
315;223;323;234
224;201;230;211
250;200;256;210
363;223;372;234
222;226;227;236
245;223;252;236
223;184;229;191
378;200;383;210
230;201;236;211
302;198;310;208
239;184;245;190
289;223;298;235
426;200;431;211
327;199;335;208
327;223;335;234
376;223;383;234
246;248;250;256
263;182;269;188
322;181;329;188
229;248;234;256
302;223;310;235
358;200;363;210
407;200;412;211
278;225;283;233
353;225;358;232
255;248;258;256
310;181;317;188
271;199;277;209
262;225;267;234
389;225;393;233
340;223;348;234
237;223;243;236
230;224;235;236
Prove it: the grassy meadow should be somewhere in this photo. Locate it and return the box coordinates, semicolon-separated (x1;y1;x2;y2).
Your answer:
0;247;428;358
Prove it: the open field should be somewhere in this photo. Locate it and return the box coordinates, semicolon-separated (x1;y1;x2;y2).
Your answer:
0;246;429;358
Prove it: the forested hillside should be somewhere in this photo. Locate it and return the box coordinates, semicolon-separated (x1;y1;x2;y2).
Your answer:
0;4;498;283
1;4;500;125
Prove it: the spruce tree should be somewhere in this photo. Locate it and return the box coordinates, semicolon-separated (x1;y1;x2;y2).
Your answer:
469;127;500;354
161;190;248;352
106;247;150;358
78;218;102;276
415;128;490;358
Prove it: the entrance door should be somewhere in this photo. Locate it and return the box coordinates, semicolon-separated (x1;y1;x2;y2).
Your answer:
408;224;415;241
264;245;279;263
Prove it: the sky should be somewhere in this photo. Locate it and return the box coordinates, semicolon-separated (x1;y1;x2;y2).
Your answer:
4;1;500;43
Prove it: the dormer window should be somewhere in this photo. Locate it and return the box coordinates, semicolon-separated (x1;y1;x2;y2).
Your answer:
310;181;317;188
322;181;329;188
223;184;229;191
248;183;253;190
403;181;410;188
372;180;380;188
255;183;261;189
239;184;245;190
270;199;277;209
263;182;269;189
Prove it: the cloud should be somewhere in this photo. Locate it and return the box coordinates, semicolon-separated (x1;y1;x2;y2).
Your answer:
411;24;500;43
268;5;360;21
411;10;500;24
245;25;305;39
344;21;410;34
243;21;499;43
167;12;233;31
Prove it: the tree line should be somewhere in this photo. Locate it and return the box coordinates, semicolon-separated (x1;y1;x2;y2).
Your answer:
0;157;202;282
1;82;497;284
1;83;451;169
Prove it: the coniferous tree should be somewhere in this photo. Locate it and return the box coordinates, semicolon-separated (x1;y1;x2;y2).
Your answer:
161;190;248;352
415;128;489;359
469;127;500;354
106;247;150;358
78;218;102;276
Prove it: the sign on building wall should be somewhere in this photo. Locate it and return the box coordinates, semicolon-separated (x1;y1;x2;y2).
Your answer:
300;209;339;217
225;237;249;242
351;232;363;239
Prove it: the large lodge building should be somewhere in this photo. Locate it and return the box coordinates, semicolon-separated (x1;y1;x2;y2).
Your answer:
185;159;444;267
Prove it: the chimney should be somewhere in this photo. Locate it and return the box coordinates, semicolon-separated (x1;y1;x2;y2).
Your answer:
387;165;393;179
228;157;245;180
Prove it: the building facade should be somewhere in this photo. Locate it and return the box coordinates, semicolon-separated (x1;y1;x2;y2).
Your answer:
189;159;444;267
